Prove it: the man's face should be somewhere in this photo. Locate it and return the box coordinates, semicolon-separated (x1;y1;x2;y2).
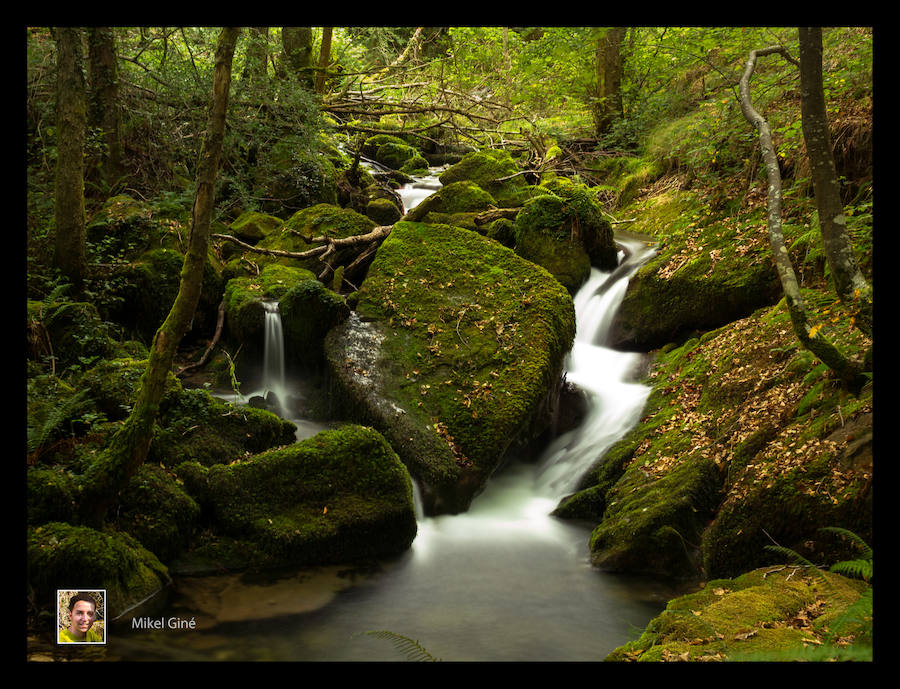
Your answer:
69;600;96;634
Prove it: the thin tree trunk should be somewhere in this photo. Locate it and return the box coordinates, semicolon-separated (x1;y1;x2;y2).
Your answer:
88;27;122;184
78;27;241;525
53;27;87;291
593;27;625;137
739;44;863;389
798;27;872;337
315;27;333;94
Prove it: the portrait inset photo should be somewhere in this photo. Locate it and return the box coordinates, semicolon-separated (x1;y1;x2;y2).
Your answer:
57;590;106;644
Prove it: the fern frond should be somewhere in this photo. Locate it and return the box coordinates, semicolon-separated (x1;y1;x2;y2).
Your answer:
360;630;441;662
819;527;873;560
763;544;816;569
27;389;92;457
829;558;873;583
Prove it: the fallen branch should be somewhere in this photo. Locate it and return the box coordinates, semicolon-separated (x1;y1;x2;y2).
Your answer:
176;297;226;378
212;224;393;261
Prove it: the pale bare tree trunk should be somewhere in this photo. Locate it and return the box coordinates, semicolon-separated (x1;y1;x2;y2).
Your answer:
79;27;241;525
739;45;864;389
798;27;872;337
53;27;87;291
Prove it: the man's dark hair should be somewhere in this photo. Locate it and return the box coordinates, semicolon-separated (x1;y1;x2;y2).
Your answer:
68;592;97;612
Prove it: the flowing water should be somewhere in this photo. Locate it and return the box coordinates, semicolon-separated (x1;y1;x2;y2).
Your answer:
108;172;674;662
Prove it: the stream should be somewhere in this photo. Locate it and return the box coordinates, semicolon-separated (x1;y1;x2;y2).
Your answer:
107;170;676;662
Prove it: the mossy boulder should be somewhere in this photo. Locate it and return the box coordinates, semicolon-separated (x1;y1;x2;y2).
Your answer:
279;278;351;366
236;203;377;277
76;356;182;422
220;211;283;259
366;196;403;225
512;187;617;293
438;149;535;208
222;263;349;369
149;387;296;467
27;522;171;619
115;464;201;563
105;248;224;344
27;300;119;372
588;455;722;578
325;221;576;514
606;568;872;662
607;190;781;350
85;195;176;261
404;180;498;232
173;425;416;571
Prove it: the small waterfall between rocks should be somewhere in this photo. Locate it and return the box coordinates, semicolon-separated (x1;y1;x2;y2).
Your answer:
261;300;287;408
116;170;671;662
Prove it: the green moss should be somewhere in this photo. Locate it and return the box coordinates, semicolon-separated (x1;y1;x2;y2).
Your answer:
150;387;296;467
115;463;201;563
279;278;350;365
227;210;283;243
330;220;575;513
438;149;532;207
607;568;871;662
27;521;170;617
590;455;721;578
176;425;416;569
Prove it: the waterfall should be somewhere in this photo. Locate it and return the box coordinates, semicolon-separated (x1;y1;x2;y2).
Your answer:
261;300;287;406
536;235;657;497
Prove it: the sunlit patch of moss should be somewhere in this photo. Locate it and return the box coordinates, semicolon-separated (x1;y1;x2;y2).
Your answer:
606;567;871;662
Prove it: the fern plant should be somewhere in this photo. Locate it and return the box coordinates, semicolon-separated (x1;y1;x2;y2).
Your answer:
359;630;441;661
820;527;873;583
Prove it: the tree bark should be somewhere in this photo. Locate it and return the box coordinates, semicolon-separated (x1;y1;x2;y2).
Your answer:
87;27;122;184
739;44;864;389
798;27;872;337
282;27;314;89
315;27;333;94
243;27;269;83
53;27;88;291
78;27;241;525
593;27;625;137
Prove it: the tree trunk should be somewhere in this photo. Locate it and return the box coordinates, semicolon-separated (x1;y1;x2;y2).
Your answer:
53;27;87;291
243;27;269;82
798;27;872;337
315;27;333;94
739;44;864;389
593;27;625;137
282;27;314;89
78;27;241;525
87;27;122;185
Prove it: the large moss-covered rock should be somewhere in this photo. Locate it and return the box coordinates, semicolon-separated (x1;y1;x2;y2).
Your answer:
222;263;349;369
27;522;171;618
173;425;416;571
607;190;781;350
115;463;201;563
403;180;498;232
85;195;177;261
438;149;535;207
606;568;872;662
105;248;224;344
512;184;617;294
150;387;296;467
237;204;377;278
325;221;576;514
279;278;350;366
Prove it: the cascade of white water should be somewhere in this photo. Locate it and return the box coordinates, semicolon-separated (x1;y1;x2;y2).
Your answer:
536;236;657;497
261;300;287;404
